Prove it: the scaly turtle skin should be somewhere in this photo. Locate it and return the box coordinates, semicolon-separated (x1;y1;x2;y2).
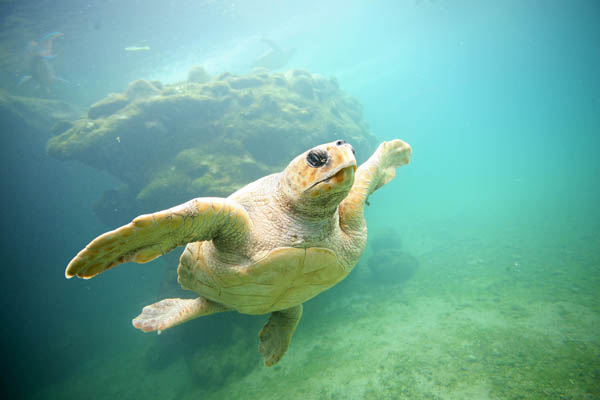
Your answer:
66;139;412;366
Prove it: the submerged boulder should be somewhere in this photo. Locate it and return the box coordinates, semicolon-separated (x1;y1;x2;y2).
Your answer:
0;88;82;136
368;249;419;284
367;227;419;284
47;68;379;225
187;66;211;84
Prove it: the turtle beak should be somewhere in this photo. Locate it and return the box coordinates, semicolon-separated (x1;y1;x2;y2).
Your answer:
303;162;356;193
322;163;356;184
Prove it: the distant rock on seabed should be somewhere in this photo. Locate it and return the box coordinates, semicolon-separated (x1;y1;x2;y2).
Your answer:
47;67;379;226
0;88;82;138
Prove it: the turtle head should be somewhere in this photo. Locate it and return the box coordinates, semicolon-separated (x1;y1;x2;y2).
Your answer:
278;140;356;217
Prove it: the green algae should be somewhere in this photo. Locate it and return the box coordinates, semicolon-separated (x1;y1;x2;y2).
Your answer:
0;88;82;135
47;68;377;225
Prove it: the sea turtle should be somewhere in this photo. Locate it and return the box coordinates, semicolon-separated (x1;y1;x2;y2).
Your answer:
66;139;412;366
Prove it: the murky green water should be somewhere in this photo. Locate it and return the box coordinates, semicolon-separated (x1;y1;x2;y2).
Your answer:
1;1;598;399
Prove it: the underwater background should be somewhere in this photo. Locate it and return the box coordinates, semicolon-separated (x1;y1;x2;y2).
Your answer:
1;0;599;399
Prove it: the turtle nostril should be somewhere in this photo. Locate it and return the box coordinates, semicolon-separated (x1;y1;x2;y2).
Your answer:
335;140;346;146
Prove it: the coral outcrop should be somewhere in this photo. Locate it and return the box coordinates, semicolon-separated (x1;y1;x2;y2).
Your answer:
47;67;378;226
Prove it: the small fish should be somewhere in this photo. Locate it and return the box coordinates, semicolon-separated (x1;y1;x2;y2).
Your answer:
124;46;150;52
116;136;121;143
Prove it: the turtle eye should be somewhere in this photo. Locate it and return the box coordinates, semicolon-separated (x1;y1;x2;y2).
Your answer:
306;149;328;168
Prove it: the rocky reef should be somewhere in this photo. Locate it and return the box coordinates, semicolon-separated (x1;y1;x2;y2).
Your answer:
368;227;419;284
47;67;378;226
0;88;82;136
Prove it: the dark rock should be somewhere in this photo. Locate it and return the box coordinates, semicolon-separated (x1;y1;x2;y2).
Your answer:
216;72;234;81
50;119;73;136
228;76;265;90
291;69;312;78
187;66;210;84
0;88;82;134
368;249;419;284
290;76;314;99
87;93;128;119
125;79;162;100
205;81;231;97
271;74;288;87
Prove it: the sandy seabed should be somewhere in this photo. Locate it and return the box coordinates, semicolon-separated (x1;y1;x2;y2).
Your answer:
34;212;599;400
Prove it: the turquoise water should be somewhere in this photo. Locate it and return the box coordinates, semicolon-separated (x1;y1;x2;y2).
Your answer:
1;1;599;399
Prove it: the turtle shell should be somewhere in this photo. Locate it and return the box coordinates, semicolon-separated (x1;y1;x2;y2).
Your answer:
177;243;349;315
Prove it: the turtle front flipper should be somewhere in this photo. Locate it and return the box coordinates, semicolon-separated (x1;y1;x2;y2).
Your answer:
258;305;303;366
65;197;251;279
340;139;412;232
132;297;229;333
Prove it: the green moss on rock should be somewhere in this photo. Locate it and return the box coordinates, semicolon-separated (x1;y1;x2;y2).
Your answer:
0;88;82;135
187;66;211;84
47;68;379;226
87;93;129;119
125;79;162;100
50;119;74;136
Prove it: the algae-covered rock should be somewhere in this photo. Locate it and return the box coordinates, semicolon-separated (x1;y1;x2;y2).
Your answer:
125;79;162;100
187;66;211;84
0;88;82;135
88;80;163;119
368;227;419;284
368;249;419;284
87;93;128;119
50;119;74;136
290;75;314;99
47;68;378;225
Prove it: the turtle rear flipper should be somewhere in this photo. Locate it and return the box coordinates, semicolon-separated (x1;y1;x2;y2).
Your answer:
132;297;229;333
258;305;303;367
65;197;251;279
